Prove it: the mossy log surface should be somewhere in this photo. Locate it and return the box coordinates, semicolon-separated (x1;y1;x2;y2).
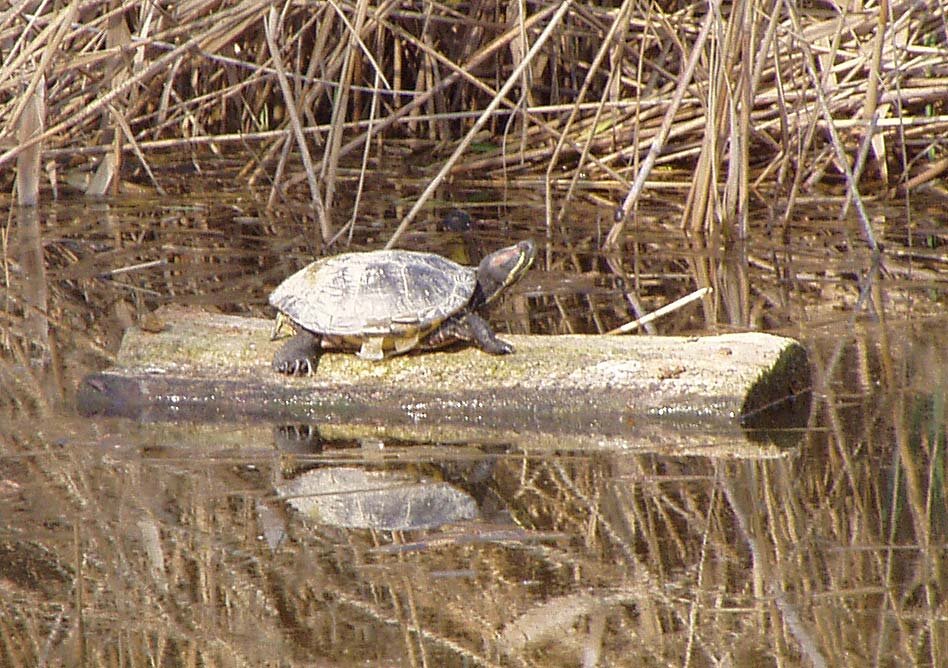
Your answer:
78;306;811;456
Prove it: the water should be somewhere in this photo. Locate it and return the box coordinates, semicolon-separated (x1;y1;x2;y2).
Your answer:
1;184;946;665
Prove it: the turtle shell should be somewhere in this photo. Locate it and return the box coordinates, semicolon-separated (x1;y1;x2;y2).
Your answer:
269;249;477;354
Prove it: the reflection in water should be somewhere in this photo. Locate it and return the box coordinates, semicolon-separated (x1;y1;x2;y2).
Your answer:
16;206;49;365
0;188;946;663
1;337;946;666
277;467;479;530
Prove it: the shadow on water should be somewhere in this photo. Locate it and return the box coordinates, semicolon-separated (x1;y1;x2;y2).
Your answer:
1;181;947;664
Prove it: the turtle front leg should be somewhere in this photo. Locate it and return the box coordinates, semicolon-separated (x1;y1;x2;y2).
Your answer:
273;332;323;375
437;312;514;355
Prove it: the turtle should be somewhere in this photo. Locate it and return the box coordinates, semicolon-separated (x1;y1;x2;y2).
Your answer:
268;238;536;375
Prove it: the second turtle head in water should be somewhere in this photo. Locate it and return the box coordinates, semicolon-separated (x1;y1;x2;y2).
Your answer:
269;238;536;376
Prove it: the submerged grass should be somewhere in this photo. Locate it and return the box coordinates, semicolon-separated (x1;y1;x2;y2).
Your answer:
0;331;945;665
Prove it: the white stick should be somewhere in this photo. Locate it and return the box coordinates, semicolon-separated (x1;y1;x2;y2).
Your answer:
606;287;712;335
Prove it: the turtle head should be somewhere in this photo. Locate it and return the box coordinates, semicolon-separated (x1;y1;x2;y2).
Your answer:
475;239;536;305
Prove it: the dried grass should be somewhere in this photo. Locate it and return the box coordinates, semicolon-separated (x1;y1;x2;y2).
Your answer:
0;0;943;246
0;4;946;663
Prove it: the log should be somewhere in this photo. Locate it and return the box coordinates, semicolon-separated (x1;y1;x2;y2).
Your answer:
78;306;811;457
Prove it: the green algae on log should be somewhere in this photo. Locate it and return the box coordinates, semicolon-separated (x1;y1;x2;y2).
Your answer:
78;306;811;455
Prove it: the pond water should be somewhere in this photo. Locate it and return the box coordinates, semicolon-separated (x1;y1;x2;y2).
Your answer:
1;181;946;666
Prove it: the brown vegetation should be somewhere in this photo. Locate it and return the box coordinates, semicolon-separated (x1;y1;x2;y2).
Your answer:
2;0;946;242
0;323;945;666
0;3;947;666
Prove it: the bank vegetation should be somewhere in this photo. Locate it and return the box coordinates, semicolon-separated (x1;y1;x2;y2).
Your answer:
2;0;945;245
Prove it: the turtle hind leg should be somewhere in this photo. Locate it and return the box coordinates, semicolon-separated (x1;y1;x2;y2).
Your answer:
273;332;323;375
432;312;514;355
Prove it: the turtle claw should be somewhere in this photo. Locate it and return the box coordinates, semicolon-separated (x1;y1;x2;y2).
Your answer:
273;333;321;376
272;357;312;375
286;359;314;375
494;340;514;355
459;312;516;355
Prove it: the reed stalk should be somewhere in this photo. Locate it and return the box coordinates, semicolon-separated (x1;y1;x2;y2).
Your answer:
0;1;940;227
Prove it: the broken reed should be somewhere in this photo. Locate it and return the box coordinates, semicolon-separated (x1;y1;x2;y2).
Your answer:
1;0;946;242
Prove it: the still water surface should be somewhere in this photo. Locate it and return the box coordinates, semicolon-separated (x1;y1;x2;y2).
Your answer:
1;186;946;666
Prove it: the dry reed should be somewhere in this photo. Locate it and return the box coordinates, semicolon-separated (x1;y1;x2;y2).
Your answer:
0;0;943;246
0;3;946;658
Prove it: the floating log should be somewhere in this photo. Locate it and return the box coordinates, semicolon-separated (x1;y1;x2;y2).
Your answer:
78;306;811;456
